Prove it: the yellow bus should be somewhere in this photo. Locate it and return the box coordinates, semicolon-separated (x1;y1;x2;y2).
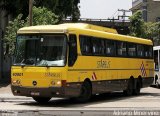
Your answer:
11;23;154;103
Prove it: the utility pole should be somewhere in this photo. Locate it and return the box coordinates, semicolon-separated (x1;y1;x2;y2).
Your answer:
118;9;131;22
29;0;33;26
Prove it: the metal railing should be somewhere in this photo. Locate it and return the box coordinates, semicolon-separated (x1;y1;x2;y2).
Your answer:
64;18;130;23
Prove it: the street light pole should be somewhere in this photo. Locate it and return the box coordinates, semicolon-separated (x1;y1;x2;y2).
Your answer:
29;0;33;26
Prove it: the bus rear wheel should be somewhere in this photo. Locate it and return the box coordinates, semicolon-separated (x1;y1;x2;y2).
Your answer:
76;81;92;102
133;80;141;95
32;97;51;104
123;78;134;96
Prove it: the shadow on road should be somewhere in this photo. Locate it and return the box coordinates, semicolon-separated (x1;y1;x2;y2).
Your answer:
0;79;10;88
0;83;10;87
17;90;160;108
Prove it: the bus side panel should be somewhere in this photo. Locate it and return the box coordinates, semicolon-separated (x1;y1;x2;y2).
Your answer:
67;56;154;95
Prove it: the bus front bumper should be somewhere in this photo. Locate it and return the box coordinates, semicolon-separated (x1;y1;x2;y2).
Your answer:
11;84;81;98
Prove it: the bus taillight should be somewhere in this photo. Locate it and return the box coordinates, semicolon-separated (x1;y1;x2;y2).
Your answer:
61;80;67;87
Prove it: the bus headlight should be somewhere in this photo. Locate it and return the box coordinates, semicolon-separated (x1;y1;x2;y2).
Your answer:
57;81;61;85
50;81;61;86
12;80;21;85
50;80;66;86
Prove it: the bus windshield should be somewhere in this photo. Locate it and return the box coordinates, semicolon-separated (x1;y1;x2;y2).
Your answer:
13;34;67;67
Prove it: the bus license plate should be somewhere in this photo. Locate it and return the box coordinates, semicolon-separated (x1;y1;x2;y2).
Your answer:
31;92;40;96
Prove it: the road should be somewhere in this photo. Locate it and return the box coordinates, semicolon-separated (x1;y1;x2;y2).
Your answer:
0;84;160;116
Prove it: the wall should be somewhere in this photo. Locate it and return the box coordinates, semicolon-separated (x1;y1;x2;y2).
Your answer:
147;0;160;22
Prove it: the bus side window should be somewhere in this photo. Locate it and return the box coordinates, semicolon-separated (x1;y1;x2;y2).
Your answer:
117;41;126;56
105;40;116;56
68;34;77;67
137;44;144;57
92;37;103;55
80;35;92;55
144;45;153;58
128;43;136;57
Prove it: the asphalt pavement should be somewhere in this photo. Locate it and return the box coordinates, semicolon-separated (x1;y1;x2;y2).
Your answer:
0;83;160;116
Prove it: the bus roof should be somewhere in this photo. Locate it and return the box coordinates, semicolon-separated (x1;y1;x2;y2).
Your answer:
17;23;118;34
17;23;153;45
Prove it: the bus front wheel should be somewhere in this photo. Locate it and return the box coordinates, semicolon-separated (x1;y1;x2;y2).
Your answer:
32;97;51;104
76;81;92;102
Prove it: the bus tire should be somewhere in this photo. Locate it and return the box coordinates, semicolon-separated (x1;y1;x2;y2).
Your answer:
133;80;141;95
32;97;51;104
76;80;92;102
123;78;134;96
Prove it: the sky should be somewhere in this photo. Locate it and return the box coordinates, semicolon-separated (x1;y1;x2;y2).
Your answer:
79;0;132;19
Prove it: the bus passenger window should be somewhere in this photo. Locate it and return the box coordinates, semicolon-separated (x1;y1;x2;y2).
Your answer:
117;42;126;56
92;38;103;55
144;46;153;58
80;35;92;55
128;43;136;57
68;34;77;66
105;40;116;56
137;44;144;57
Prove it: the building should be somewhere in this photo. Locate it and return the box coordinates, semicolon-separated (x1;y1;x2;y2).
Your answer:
131;0;160;22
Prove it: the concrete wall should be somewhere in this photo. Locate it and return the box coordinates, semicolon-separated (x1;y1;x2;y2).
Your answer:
131;0;160;22
147;0;160;22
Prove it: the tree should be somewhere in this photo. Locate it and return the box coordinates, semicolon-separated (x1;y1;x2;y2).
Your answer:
129;10;146;38
35;0;80;21
4;14;26;54
129;10;160;45
4;6;58;54
0;0;80;21
0;0;29;19
150;22;160;45
31;6;58;25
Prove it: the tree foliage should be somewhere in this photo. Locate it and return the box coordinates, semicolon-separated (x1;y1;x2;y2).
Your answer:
149;22;160;45
4;7;58;54
35;0;80;21
31;6;58;25
129;10;160;45
4;14;26;54
0;0;80;21
129;10;146;38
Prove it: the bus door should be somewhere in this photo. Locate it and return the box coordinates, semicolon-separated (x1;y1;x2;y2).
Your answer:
154;49;160;85
154;50;159;71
